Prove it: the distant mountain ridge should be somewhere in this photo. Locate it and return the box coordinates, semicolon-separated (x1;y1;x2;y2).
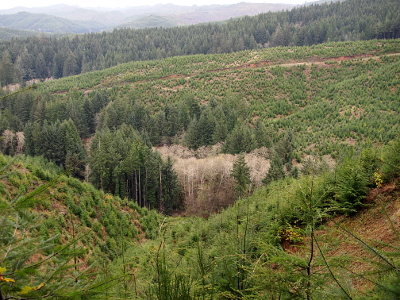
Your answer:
0;11;107;33
0;3;295;30
116;2;294;29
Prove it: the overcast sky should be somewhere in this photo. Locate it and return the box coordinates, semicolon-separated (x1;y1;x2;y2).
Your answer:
0;0;307;10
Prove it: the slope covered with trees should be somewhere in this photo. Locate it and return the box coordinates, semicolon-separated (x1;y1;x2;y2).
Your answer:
0;153;163;299
116;137;400;299
1;38;399;215
0;0;399;86
2;125;400;299
0;12;107;34
0;2;400;297
0;28;53;41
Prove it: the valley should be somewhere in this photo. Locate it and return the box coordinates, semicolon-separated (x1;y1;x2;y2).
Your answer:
0;0;400;298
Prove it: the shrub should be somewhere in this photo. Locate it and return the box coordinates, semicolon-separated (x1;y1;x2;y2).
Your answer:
381;137;400;183
333;159;368;212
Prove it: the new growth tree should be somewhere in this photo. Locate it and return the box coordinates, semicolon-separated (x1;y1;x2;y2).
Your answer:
0;156;101;299
231;154;251;198
263;131;296;185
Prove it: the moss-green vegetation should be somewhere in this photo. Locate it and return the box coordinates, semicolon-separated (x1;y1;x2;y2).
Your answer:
1;0;399;86
2;39;397;155
4;134;399;299
1;23;400;298
97;136;400;299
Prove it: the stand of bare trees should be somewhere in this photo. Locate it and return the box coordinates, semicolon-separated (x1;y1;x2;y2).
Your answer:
158;145;270;216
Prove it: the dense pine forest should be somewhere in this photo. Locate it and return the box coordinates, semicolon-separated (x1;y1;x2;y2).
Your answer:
0;0;399;86
1;0;400;298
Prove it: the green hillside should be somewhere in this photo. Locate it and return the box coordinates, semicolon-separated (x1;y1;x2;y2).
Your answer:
118;138;400;299
1;122;400;299
0;38;399;215
21;39;400;153
0;11;107;33
0;27;54;41
0;0;399;86
114;14;182;29
0;153;163;298
0;14;400;298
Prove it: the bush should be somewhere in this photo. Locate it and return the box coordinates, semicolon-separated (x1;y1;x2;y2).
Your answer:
382;137;400;183
333;159;368;212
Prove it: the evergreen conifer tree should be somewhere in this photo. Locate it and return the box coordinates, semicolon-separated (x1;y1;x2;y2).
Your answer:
198;108;216;146
263;151;285;185
61;119;86;178
231;154;251;198
0;51;15;86
161;156;183;215
184;117;200;150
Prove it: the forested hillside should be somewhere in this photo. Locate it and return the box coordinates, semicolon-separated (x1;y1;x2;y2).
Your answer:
0;0;399;86
0;28;53;41
2;108;400;299
0;12;107;34
0;153;163;299
1;38;399;215
1;1;400;296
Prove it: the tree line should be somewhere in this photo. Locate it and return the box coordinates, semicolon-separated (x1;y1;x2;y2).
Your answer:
0;0;399;87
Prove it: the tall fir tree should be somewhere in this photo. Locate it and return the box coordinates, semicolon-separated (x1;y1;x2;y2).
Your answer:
231;154;251;198
184;117;200;150
263;151;285;185
61;119;86;178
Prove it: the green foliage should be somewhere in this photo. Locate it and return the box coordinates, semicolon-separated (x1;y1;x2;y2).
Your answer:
263;152;285;185
2;20;400;299
2;40;399;161
331;158;369;212
152;243;193;300
183;117;200;150
263;131;296;185
112;137;400;299
90;126;182;213
224;122;255;154
231;154;251;198
2;136;399;299
1;0;400;86
22;118;86;176
0;157;95;299
381;136;400;183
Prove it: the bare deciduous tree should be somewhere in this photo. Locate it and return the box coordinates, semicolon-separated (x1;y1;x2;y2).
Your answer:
158;144;270;216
